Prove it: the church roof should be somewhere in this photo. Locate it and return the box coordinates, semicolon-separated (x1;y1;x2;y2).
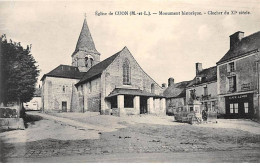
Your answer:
106;88;164;98
163;81;191;98
187;66;217;87
76;48;124;85
72;18;100;56
217;31;260;64
40;65;85;81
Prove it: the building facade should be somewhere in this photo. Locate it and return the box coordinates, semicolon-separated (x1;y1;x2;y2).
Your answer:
41;17;166;116
186;63;218;115
217;31;260;119
163;78;190;115
75;47;166;116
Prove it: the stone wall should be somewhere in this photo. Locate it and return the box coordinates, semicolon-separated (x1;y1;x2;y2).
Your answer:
42;77;79;112
217;52;260;116
0;118;25;131
80;77;101;112
218;53;260;95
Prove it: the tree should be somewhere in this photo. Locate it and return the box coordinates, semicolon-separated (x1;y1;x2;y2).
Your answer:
0;35;39;106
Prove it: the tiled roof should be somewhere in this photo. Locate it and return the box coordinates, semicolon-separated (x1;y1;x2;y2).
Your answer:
72;18;100;56
76;48;123;85
106;88;164;98
217;31;260;64
187;66;217;87
163;81;191;98
40;65;85;81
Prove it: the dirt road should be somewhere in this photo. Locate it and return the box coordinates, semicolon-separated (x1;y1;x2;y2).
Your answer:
6;149;260;163
0;112;259;163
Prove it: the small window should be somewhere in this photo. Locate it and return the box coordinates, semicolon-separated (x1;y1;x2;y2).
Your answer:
85;57;88;67
62;85;66;93
203;87;208;96
244;102;249;113
229;62;235;72
90;58;93;67
151;83;155;93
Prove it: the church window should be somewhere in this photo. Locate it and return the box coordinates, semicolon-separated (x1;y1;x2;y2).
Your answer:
90;58;93;67
85;57;88;67
123;59;131;85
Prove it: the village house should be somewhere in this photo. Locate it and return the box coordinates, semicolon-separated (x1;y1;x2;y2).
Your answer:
163;78;191;115
41;17;166;116
23;87;42;111
185;63;218;115
217;31;260;119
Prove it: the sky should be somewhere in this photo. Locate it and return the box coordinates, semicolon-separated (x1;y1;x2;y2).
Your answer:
0;0;260;86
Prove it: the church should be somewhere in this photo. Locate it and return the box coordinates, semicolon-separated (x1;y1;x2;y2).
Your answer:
41;17;166;116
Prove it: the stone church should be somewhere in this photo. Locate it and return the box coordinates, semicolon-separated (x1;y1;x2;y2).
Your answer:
41;18;166;116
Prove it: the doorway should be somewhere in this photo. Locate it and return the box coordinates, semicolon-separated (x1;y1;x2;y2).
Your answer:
140;96;148;114
62;101;67;112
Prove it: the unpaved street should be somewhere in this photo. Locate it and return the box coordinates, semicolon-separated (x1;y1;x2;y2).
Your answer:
0;112;260;162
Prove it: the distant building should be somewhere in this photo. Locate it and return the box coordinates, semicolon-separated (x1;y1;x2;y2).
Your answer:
24;88;42;111
186;63;218;114
41;17;166;116
163;78;191;115
217;31;260;119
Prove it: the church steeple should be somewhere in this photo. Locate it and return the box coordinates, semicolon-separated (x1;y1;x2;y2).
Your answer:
72;16;100;72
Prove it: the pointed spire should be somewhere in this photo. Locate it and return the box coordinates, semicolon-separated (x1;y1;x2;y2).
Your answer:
73;17;100;56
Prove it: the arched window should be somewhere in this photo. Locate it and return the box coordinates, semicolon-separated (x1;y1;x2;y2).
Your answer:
123;59;131;85
90;58;93;67
85;57;88;67
151;83;155;93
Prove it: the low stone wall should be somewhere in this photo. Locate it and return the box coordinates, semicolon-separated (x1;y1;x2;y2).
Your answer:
0;118;25;131
0;107;19;118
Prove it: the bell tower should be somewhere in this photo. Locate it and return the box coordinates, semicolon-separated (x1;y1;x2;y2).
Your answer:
72;15;100;72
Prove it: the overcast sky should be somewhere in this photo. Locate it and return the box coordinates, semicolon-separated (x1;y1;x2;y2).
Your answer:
1;0;260;86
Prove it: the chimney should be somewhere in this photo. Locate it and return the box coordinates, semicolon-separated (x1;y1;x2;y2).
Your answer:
168;77;174;86
230;31;244;49
196;63;203;75
162;83;167;88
